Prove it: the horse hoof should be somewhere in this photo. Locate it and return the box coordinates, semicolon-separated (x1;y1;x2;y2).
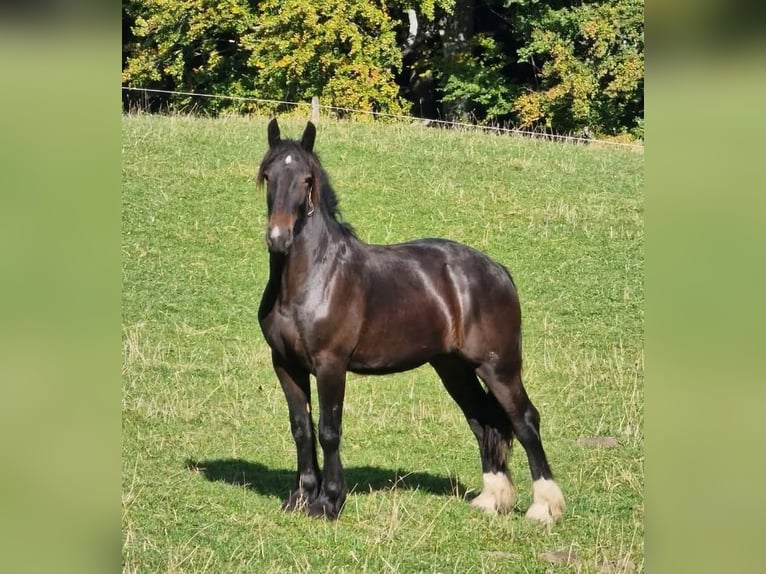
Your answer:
524;478;565;525
470;472;517;514
470;492;497;514
282;490;313;513
307;497;342;520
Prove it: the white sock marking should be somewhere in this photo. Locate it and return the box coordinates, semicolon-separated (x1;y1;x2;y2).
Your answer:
525;478;565;525
470;472;516;514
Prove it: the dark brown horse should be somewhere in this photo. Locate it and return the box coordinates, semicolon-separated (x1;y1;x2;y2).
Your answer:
257;119;564;523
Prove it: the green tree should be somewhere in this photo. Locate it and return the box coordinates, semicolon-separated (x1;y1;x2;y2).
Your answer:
123;0;259;113
511;0;644;137
122;0;643;137
439;32;519;123
122;0;453;116
245;0;405;115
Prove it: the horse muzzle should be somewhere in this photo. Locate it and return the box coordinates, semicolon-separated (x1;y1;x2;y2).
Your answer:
266;224;294;253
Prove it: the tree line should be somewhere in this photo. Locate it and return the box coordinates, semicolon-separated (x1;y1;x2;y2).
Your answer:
122;0;643;139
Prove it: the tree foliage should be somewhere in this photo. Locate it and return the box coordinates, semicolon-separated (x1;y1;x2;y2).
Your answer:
123;0;643;138
511;0;644;137
439;33;519;123
123;0;450;114
123;0;259;113
245;0;406;115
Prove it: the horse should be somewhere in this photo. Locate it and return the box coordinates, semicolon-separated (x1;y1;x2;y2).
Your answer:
256;119;565;523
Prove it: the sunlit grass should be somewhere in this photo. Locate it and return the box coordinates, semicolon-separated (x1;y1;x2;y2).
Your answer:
123;113;643;573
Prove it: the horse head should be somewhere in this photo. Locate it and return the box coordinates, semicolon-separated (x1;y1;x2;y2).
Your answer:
258;119;320;254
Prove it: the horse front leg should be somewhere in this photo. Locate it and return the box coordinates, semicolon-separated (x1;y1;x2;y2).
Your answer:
272;351;320;512
307;362;347;520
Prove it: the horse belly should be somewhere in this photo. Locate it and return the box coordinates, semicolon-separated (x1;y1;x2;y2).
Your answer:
347;302;452;374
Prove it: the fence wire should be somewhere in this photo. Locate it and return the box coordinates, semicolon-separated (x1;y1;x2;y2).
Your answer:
122;86;643;150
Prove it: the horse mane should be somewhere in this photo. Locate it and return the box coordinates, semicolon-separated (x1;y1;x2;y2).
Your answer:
258;140;356;239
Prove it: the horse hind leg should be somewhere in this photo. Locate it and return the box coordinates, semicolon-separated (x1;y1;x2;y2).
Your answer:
471;401;517;514
477;364;565;525
430;356;516;514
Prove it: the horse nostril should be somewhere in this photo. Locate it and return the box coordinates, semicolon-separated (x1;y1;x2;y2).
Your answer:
282;228;293;249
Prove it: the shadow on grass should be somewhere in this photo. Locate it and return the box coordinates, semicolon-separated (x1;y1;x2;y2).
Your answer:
185;458;468;498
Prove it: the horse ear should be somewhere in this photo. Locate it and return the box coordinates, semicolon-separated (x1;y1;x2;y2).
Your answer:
301;121;316;152
267;118;280;148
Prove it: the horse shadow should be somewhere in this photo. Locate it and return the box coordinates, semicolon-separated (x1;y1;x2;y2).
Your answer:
185;457;470;499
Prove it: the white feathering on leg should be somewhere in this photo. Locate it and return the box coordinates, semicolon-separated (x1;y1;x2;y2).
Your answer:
525;478;565;524
470;472;517;514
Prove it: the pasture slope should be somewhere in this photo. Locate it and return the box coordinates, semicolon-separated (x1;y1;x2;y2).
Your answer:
122;114;643;573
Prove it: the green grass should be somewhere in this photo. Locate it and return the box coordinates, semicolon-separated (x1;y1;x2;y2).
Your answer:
122;114;643;573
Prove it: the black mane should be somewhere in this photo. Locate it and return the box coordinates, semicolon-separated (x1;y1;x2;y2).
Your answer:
258;139;356;238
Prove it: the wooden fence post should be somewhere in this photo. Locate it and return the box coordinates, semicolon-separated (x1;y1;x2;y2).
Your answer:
311;96;320;123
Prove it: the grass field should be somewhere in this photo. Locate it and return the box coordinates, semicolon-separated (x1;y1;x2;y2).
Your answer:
122;114;643;573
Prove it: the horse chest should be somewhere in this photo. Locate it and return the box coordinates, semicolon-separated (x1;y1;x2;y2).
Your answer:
260;301;321;365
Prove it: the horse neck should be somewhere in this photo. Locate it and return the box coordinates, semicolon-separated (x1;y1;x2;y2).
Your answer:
276;211;344;293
